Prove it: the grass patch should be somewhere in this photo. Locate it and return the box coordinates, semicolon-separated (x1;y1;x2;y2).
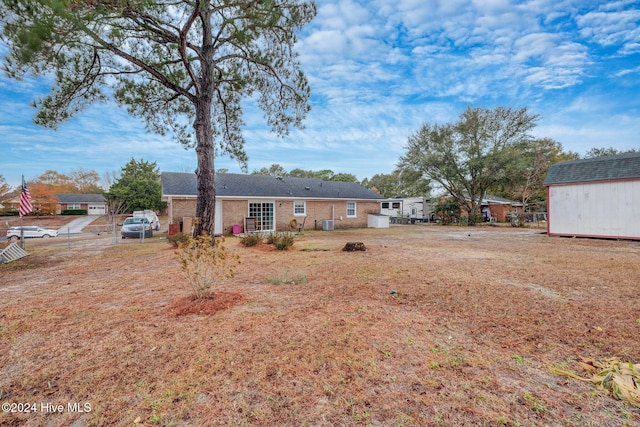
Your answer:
266;273;308;285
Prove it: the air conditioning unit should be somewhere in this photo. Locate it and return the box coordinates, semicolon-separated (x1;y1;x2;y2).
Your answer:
322;220;334;231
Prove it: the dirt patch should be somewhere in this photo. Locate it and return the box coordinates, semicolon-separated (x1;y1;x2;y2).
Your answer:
168;292;246;316
1;225;639;426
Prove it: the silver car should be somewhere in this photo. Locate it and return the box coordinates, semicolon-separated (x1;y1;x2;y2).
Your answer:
120;217;153;239
7;226;59;240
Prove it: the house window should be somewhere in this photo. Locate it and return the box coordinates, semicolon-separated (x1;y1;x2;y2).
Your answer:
249;202;275;231
392;202;401;209
346;202;356;218
294;201;306;216
381;202;389;209
67;203;81;210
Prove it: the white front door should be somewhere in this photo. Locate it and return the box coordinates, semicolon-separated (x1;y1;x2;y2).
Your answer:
214;200;222;235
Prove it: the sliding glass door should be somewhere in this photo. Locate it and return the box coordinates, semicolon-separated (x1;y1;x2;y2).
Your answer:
248;202;275;232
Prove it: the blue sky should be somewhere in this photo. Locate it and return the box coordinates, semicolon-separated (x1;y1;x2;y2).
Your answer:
1;0;639;189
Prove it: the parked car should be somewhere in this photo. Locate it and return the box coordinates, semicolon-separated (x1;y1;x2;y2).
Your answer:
6;226;59;240
133;210;160;231
120;217;153;239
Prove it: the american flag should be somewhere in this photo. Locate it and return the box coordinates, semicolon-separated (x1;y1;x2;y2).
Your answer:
19;181;33;217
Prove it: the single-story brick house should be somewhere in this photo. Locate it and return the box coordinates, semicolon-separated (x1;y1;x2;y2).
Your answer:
56;194;107;215
543;152;640;240
480;195;523;222
161;172;385;235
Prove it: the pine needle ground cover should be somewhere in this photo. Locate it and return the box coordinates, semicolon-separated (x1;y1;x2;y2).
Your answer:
1;226;639;426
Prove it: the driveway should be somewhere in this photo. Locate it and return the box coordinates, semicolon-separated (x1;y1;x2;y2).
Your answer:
58;216;101;234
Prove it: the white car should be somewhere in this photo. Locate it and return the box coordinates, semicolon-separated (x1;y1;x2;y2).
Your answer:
133;210;160;231
7;226;59;240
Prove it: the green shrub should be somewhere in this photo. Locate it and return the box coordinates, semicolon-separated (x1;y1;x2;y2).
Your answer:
268;232;295;250
240;232;262;247
265;232;278;244
167;232;191;248
175;234;240;299
62;209;87;215
0;208;19;216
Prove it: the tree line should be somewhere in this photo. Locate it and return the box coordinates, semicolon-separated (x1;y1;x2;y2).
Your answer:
2;127;636;220
0;159;164;215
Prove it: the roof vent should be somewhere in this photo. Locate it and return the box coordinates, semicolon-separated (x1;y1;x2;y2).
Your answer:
276;176;284;181
305;186;310;190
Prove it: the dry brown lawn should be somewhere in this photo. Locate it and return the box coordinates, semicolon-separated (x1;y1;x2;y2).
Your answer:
1;225;639;426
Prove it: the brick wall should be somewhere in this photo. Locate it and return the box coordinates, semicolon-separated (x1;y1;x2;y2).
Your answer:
167;197;380;234
487;204;520;222
168;198;197;224
221;200;248;234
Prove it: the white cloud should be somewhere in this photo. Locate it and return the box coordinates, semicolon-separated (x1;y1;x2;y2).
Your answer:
2;0;639;186
577;6;640;53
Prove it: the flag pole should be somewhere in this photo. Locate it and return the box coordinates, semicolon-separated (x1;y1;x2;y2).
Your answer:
20;175;25;249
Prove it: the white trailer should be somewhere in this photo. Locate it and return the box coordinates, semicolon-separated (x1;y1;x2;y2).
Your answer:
379;197;432;223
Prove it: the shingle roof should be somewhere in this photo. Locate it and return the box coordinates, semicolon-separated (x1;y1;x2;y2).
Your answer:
56;194;106;203
543;152;640;185
161;172;384;200
483;194;520;205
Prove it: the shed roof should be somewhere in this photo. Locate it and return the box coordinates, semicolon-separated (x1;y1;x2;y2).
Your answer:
56;194;106;203
543;152;640;185
161;172;384;200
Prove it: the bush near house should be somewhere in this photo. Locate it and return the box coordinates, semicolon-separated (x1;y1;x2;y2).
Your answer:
61;209;87;215
266;232;295;250
240;233;263;247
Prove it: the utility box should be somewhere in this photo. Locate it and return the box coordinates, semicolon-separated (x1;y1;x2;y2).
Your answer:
322;220;334;231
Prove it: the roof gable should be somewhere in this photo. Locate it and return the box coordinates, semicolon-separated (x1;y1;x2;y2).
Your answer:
543;152;640;185
161;172;384;200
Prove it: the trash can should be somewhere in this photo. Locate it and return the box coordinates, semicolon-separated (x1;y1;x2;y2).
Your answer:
168;223;180;236
232;224;242;235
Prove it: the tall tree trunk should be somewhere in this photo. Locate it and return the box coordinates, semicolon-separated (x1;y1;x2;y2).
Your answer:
193;96;216;238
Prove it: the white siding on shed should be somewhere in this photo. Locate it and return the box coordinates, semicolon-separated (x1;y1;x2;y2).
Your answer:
548;180;640;239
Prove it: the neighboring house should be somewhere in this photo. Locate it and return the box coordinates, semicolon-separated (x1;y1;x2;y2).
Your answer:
2;197;20;211
379;197;435;223
56;194;107;215
161;172;385;235
480;195;523;222
430;193;522;223
543;152;640;240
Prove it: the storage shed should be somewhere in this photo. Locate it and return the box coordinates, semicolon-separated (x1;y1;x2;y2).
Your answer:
543;152;640;240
